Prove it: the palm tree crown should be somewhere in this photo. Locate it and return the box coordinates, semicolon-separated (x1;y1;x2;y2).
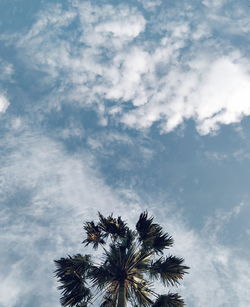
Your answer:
54;211;189;307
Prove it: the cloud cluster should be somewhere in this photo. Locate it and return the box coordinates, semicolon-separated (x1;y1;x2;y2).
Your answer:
123;56;250;135
14;0;250;135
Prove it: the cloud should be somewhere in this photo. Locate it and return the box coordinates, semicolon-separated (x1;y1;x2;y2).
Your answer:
0;94;9;113
193;57;250;134
1;1;250;306
95;16;146;38
0;59;14;81
13;0;250;135
0;129;141;306
151;203;250;307
0;128;250;306
202;0;226;8
123;56;250;135
137;0;162;10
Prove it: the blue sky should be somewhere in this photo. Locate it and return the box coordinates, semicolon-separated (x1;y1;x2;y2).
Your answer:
1;0;250;306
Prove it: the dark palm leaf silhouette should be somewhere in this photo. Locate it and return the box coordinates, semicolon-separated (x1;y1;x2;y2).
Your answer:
152;293;185;307
82;221;105;249
54;211;189;307
149;255;188;286
136;212;173;254
54;254;92;306
98;212;127;239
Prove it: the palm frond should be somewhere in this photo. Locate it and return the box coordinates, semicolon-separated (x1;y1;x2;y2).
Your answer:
54;254;92;306
136;211;173;253
151;229;174;254
89;265;114;290
75;302;88;307
98;212;127;240
100;281;119;306
149;255;189;286
152;293;185;307
128;277;153;307
82;221;105;249
100;294;116;307
119;229;136;250
136;211;154;241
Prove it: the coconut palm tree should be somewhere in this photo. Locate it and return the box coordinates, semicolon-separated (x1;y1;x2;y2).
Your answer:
54;211;189;307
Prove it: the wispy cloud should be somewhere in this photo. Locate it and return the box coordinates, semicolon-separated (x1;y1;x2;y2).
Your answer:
151;203;250;307
0;129;139;306
0;127;250;306
0;59;14;82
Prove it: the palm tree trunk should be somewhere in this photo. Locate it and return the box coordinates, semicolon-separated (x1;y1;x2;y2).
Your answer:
117;283;126;307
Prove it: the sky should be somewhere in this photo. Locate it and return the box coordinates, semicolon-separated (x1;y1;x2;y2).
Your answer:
1;0;250;306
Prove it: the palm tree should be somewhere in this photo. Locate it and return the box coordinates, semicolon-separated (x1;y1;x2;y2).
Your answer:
54;211;189;307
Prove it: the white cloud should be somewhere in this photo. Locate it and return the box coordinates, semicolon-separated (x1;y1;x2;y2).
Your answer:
0;94;9;113
121;56;250;135
0;130;141;306
137;0;162;10
95;16;146;38
15;0;250;135
151;204;250;307
202;0;226;8
194;58;250;134
0;266;22;306
0;59;14;81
